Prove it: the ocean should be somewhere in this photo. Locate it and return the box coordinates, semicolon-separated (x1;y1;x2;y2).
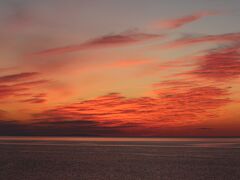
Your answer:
0;137;239;180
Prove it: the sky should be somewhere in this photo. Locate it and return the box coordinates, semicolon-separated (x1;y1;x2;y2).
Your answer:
0;0;240;136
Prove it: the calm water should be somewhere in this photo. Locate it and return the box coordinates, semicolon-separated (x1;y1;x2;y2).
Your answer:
1;137;240;179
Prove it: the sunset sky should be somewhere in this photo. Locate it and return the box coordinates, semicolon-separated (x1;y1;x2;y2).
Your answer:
0;0;240;136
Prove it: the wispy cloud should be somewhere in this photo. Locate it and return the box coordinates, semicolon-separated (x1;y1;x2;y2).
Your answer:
33;31;164;56
0;72;49;103
155;11;219;29
160;32;240;50
20;93;47;104
0;72;39;84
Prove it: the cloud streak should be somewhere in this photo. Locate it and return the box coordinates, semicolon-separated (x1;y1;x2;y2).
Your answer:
160;32;240;50
20;93;47;104
155;11;219;29
34;32;164;56
0;72;49;103
0;72;39;84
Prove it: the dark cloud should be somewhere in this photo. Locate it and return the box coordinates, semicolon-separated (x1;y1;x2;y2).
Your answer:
197;127;214;130
0;120;129;136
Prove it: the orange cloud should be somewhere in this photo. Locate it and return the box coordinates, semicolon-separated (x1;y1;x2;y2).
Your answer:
0;79;234;136
0;110;7;119
33;85;230;131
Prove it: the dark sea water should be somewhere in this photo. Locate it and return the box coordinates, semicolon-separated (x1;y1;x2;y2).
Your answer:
0;137;239;180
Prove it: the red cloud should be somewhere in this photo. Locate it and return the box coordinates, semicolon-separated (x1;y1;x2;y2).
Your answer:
33;32;164;56
182;44;240;81
0;79;233;136
156;11;219;29
34;85;230;132
0;72;48;103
